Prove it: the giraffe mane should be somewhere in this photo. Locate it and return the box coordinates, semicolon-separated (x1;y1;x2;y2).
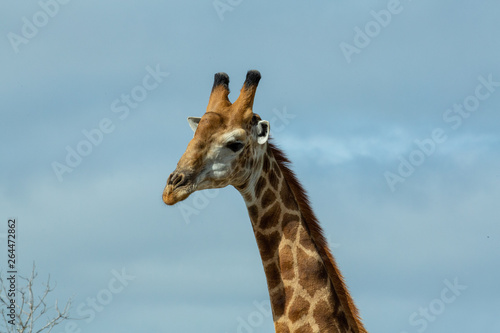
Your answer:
268;141;367;333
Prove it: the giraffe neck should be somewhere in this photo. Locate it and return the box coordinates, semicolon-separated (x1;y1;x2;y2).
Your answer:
236;143;366;333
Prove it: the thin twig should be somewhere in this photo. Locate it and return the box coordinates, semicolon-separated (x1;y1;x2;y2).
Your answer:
1;264;73;333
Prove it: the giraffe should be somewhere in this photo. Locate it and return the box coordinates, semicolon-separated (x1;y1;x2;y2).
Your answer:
163;70;367;333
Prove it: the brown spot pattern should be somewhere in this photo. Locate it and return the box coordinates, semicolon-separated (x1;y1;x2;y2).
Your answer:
259;202;281;230
281;182;298;210
255;231;281;262
281;212;299;226
255;176;267;199
263;261;282;290
261;188;276;210
262;156;270;173
269;168;280;190
288;295;310;323
297;247;328;297
284;285;295;301
275;323;290;333
295;324;314;333
279;245;295;281
282;217;299;241
313;300;337;333
270;287;286;317
247;205;258;222
299;228;317;252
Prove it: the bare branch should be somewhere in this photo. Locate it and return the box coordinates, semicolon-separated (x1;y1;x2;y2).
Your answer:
1;263;73;333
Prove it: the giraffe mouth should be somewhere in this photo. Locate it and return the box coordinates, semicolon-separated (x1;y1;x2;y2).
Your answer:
163;170;196;205
163;184;193;205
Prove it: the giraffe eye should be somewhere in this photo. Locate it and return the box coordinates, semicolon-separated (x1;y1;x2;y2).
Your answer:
226;141;244;153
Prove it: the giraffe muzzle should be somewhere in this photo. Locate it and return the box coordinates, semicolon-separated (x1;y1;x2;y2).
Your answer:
163;170;194;205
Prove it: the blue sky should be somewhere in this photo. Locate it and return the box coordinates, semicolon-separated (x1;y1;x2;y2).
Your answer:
1;0;499;332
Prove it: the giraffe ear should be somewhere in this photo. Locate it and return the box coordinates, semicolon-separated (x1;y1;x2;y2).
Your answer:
187;117;201;132
256;120;270;145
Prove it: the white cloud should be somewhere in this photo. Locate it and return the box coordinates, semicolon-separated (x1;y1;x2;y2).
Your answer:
279;127;413;165
280;129;500;168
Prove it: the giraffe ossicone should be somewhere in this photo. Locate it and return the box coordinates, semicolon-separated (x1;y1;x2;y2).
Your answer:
163;70;367;333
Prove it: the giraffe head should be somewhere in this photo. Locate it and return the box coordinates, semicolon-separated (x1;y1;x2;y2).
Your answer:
163;70;270;205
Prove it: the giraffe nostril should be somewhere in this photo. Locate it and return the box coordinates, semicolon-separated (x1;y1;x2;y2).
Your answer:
168;171;189;189
173;174;184;187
